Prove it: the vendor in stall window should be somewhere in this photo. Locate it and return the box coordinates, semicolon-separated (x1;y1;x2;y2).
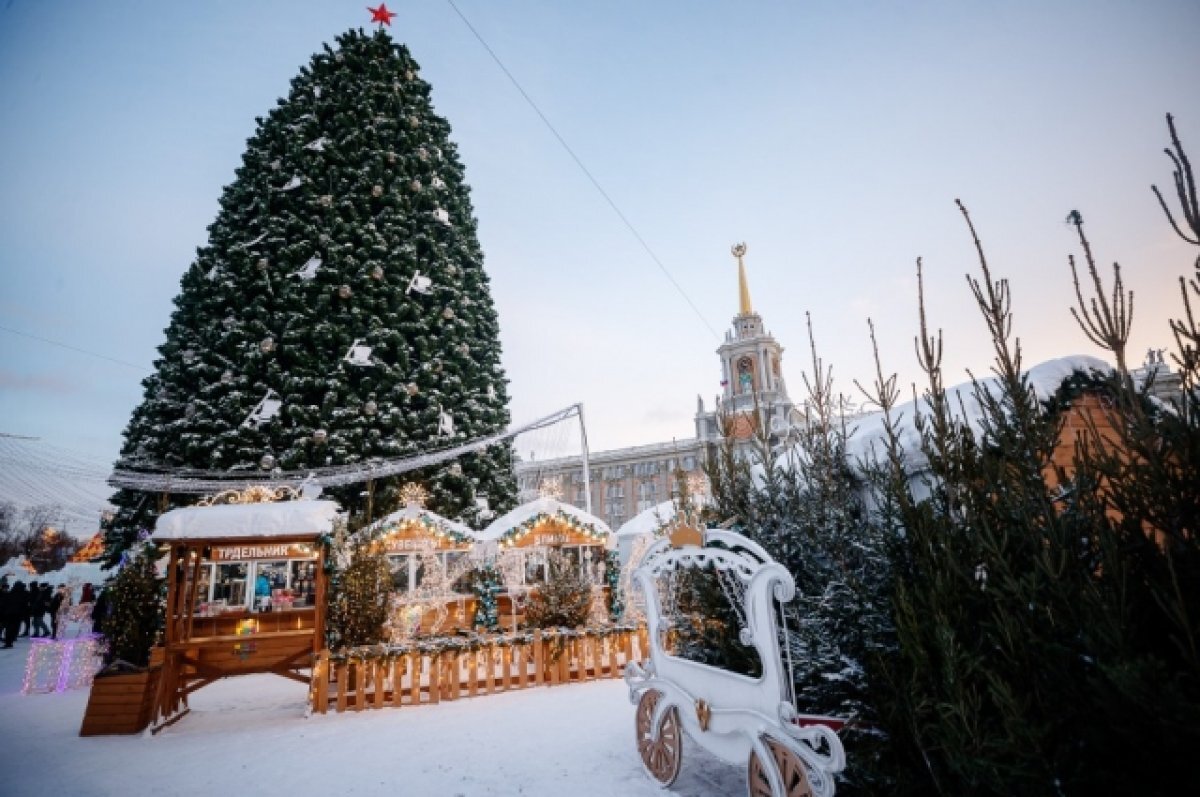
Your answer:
255;569;271;608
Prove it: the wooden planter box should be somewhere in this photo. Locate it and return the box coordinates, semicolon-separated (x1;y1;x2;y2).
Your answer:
79;651;163;736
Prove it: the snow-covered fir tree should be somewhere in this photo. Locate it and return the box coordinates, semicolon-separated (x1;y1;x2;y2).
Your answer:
105;28;516;561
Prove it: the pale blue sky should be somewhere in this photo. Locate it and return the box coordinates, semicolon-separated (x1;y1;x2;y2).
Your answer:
1;2;1197;495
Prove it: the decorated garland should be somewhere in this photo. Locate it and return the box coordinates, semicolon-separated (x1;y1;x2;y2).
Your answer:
494;510;608;548
605;550;624;621
471;564;501;631
372;512;474;547
326;623;643;664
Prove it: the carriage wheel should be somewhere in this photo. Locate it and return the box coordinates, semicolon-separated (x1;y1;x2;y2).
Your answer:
635;689;682;787
747;738;814;797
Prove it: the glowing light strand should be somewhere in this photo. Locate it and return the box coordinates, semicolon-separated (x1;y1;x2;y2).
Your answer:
108;404;582;494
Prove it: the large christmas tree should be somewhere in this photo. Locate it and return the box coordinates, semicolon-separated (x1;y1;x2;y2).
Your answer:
105;25;516;561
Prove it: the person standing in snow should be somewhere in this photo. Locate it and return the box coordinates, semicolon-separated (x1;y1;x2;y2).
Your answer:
3;581;29;647
50;584;69;639
30;582;52;637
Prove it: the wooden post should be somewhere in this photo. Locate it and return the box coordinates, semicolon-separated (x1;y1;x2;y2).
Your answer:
485;645;495;694
335;663;348;713
533;631;543;686
374;660;386;709
411;655;423;705
318;651;330;714
467;651;478;697
429;654;441;705
559;639;570;684
314;546;328;656
391;656;405;708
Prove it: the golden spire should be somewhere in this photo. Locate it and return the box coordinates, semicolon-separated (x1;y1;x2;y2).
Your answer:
732;242;752;315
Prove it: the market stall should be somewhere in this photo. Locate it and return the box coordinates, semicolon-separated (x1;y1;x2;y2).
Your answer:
365;502;477;637
150;492;339;728
477;497;613;628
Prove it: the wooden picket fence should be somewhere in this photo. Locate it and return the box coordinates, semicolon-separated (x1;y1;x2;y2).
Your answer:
309;626;647;714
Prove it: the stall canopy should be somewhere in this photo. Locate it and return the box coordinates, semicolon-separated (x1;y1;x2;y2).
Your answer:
478;496;613;548
364;502;474;545
153;500;340;541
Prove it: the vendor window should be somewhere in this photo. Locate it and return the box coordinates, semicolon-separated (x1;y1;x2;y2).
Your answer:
213;562;248;608
290;560;318;606
252;561;289;611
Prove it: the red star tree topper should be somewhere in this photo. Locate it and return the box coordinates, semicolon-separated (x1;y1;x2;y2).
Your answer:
368;4;396;26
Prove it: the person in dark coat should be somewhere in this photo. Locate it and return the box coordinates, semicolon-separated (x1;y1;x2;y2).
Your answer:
91;586;110;636
50;585;68;639
3;581;29;647
30;582;52;637
21;580;38;636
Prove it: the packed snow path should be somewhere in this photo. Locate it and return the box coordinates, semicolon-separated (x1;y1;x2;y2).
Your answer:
0;635;742;796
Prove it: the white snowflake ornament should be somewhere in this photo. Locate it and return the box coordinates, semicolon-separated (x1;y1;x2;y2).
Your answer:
292;255;322;281
343;339;374;367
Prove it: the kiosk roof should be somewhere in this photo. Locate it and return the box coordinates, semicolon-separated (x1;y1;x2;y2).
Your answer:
153;500;340;541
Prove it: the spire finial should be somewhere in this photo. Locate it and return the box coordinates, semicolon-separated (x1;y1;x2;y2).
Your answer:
731;242;752;315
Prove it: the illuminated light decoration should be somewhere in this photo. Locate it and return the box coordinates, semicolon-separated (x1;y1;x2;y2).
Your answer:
108;403;581;493
537;477;563;501
22;634;106;694
685;472;709;498
372;512;473;547
493;510;609;549
398;482;430;508
197;485;302;507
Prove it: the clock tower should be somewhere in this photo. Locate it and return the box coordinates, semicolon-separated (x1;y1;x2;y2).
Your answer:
695;243;798;445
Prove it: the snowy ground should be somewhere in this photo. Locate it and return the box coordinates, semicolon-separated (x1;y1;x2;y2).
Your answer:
0;634;743;797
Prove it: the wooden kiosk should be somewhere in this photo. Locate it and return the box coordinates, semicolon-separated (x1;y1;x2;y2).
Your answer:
478;497;613;627
367;502;477;636
150;491;339;729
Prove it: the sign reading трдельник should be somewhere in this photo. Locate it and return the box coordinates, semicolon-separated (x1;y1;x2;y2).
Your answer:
210;544;316;561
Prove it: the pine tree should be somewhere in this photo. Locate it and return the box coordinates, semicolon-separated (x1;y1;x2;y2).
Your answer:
105;28;516;562
471;563;501;631
327;539;392;649
523;550;591;629
97;544;164;668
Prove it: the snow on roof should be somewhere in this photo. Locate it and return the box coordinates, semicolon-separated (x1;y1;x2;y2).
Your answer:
152;499;340;541
363;503;474;541
615;495;710;538
615;500;676;538
764;354;1114;482
476;496;612;542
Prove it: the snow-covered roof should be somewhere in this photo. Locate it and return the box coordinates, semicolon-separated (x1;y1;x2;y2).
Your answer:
839;354;1113;473
614;496;710;538
754;354;1114;487
476;496;612;543
363;503;474;543
153;499;340;541
615;500;676;539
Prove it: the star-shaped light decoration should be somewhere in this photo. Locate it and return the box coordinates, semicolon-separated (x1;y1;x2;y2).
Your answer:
368;4;396;26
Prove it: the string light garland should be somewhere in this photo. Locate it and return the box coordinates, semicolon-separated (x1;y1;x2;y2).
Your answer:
22;634;106;694
494;510;608;548
108;403;583;494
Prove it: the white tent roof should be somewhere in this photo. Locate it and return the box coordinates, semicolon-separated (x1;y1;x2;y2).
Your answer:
152;500;340;541
476;496;612;543
615;500;677;538
363;503;474;540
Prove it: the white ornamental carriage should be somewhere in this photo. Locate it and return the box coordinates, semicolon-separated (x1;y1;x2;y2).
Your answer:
624;522;846;797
